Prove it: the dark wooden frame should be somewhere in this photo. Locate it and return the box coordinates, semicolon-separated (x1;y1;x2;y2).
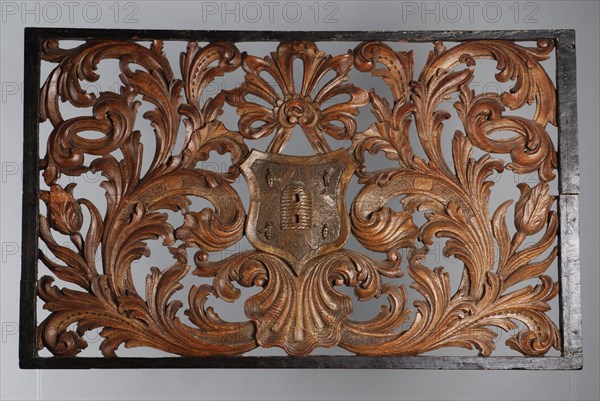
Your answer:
20;28;581;370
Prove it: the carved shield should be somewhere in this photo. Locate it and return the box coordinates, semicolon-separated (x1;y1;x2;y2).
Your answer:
241;149;356;274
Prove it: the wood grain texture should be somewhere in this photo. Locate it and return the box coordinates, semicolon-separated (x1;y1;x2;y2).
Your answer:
33;36;564;361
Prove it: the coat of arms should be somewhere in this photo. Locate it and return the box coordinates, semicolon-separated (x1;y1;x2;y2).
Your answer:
240;149;356;275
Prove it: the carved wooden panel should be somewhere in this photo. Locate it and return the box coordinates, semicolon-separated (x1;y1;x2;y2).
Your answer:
20;29;581;369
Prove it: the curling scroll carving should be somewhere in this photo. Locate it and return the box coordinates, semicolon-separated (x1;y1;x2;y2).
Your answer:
37;38;560;358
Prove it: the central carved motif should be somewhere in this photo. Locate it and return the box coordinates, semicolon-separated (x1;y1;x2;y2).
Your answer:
241;149;355;273
274;95;319;129
280;182;312;230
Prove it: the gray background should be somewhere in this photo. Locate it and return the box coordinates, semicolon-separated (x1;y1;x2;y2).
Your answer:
1;0;598;400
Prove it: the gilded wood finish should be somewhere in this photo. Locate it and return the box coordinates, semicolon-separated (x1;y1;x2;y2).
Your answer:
36;38;561;358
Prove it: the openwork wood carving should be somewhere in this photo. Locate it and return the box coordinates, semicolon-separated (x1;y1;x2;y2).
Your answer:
33;34;569;362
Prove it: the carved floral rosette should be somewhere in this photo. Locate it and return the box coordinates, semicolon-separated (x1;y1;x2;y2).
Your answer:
36;37;560;358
